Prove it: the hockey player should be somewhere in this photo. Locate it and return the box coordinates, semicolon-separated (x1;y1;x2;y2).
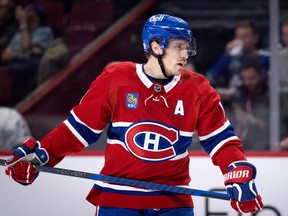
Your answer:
5;14;263;215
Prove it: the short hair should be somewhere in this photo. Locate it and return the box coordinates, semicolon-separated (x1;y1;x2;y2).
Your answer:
240;56;263;74
281;18;288;29
4;0;16;16
30;4;47;26
235;20;259;35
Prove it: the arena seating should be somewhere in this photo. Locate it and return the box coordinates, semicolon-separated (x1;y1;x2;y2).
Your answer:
0;71;12;106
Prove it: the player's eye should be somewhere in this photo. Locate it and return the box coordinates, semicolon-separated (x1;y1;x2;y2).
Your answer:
167;40;196;56
171;44;187;51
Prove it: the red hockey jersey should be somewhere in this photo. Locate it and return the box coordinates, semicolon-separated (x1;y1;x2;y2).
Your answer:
40;62;246;209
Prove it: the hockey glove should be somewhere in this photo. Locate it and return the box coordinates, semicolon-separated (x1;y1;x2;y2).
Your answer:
224;161;263;214
5;138;49;185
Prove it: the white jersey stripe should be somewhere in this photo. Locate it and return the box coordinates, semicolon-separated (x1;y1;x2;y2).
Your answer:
107;138;128;150
136;63;153;89
107;139;188;161
71;110;103;134
209;136;239;157
112;122;133;127
198;120;230;141
112;122;194;137
164;75;181;92
94;180;190;193
170;151;188;160
179;131;194;137
64;120;88;147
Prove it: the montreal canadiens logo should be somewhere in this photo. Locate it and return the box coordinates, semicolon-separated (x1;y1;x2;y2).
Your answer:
124;121;179;161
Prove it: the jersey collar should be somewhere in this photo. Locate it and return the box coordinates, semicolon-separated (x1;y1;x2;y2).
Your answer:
136;63;180;93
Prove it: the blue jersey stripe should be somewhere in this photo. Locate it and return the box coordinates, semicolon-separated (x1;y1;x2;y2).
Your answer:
107;122;193;156
67;115;102;145
200;124;236;154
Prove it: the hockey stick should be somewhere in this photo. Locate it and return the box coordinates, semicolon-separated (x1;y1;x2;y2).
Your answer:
0;158;230;200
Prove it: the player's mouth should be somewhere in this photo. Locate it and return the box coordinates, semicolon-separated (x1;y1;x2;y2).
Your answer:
177;62;186;67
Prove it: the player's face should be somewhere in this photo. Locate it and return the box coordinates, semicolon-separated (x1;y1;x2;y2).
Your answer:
162;39;190;76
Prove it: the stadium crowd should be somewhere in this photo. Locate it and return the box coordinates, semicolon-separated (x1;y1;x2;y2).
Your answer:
0;0;287;152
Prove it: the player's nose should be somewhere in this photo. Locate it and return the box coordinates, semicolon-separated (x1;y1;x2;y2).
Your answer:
180;49;189;60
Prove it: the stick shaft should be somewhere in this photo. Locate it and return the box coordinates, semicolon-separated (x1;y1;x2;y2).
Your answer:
0;158;230;200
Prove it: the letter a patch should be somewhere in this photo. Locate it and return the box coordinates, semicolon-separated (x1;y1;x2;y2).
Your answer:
174;100;184;116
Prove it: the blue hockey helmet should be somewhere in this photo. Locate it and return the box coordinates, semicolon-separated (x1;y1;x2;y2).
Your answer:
142;14;196;56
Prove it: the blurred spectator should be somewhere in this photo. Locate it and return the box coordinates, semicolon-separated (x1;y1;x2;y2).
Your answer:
37;37;69;85
0;106;31;150
0;0;17;58
183;58;196;71
280;138;288;151
206;20;269;100
279;18;288;149
279;18;288;92
0;0;17;106
1;4;54;62
231;57;270;151
0;4;54;104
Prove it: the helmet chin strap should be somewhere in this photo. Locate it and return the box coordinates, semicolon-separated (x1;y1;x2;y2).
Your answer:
150;50;171;79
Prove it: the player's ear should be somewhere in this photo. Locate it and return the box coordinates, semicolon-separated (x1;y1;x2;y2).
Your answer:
150;41;164;55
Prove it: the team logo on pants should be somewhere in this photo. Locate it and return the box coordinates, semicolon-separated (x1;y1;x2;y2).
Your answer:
124;121;179;161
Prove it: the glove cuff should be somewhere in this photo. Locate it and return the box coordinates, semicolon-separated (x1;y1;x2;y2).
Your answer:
5;138;49;167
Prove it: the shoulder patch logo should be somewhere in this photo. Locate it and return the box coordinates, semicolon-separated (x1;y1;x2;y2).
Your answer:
126;93;139;109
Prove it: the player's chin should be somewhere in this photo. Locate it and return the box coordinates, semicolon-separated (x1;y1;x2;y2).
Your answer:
168;71;180;77
174;68;182;76
168;67;180;75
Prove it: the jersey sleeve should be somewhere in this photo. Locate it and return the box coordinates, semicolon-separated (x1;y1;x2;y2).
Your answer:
196;77;246;173
40;67;113;166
